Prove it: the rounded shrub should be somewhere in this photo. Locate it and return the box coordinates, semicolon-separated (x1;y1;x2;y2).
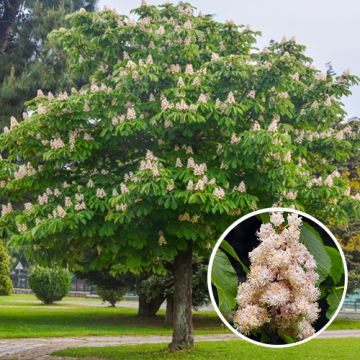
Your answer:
0;240;12;295
96;285;124;307
29;266;72;304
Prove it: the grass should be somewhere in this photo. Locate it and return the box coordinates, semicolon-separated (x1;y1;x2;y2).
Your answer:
53;338;360;359
327;319;360;330
0;294;359;339
0;295;225;338
0;293;100;306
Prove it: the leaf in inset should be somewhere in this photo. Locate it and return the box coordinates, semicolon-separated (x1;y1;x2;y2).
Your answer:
257;213;270;223
220;240;249;274
300;222;331;283
325;245;344;285
326;287;344;319
211;249;238;313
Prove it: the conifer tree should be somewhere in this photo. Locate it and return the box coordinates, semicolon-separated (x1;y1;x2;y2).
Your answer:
0;0;97;127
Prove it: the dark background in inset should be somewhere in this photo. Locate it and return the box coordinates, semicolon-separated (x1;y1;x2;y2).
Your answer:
212;212;345;344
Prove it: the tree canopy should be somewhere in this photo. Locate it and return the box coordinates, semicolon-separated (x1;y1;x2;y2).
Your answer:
1;1;358;270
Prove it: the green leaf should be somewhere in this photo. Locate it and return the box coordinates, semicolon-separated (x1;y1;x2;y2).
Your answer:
281;334;296;344
257;213;270;223
326;287;344;319
325;245;344;285
300;222;331;283
211;250;238;313
220;240;249;274
126;254;142;269
259;328;271;343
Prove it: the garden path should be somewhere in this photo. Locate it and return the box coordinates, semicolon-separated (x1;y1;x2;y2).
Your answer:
1;330;360;360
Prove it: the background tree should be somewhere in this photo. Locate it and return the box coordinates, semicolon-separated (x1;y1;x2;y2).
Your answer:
0;239;12;295
81;270;170;315
79;255;209;321
0;0;97;128
331;118;360;294
0;2;359;350
96;284;125;307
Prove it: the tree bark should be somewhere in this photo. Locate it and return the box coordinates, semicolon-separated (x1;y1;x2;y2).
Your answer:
0;0;21;56
137;293;164;317
164;295;174;325
169;241;194;350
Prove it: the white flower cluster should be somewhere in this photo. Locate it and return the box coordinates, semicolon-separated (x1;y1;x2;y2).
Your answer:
75;201;86;211
116;203;128;212
213;187;225;199
231;133;241;144
306;170;341;188
1;203;12;217
161;97;174;111
158;230;167;246
120;183;129;194
268;115;280;132
211;52;220;62
293;126;354;143
187;175;216;192
38;193;49;205
24;202;34;212
175;99;198;111
52;205;67;218
169;64;181;74
139;150;160;176
10;116;19;128
187;157;207;176
233;181;246;193
96;188;107;199
50;137;65;150
234;212;320;341
69;130;78;150
17;223;28;232
215;92;236;114
14;162;36;180
178;213;200;223
247;90;256;99
284;191;298;200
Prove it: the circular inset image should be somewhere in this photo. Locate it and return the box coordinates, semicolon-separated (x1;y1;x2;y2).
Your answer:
208;207;347;348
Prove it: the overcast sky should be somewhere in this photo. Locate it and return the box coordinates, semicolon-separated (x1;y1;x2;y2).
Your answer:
98;0;359;118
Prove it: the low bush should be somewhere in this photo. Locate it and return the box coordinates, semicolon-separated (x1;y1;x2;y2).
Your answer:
0;241;12;295
29;266;71;304
97;286;124;307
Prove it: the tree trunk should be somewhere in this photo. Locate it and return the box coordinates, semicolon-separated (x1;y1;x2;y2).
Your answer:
169;241;194;350
137;293;164;317
164;295;174;325
0;0;21;56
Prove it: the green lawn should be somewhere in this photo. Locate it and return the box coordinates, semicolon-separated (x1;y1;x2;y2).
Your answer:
0;295;224;338
0;294;359;339
329;319;360;330
0;293;100;306
53;338;360;360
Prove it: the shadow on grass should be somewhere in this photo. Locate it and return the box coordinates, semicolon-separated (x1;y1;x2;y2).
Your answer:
0;305;224;338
